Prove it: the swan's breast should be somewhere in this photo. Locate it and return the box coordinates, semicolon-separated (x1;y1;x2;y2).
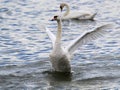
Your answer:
49;52;71;72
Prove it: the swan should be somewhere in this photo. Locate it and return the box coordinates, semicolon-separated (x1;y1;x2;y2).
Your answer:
59;3;97;20
44;15;112;72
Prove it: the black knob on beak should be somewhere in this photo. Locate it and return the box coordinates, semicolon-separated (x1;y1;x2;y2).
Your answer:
60;6;63;12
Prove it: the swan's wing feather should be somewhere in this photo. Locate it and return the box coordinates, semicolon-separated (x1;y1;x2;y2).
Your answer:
66;24;113;54
45;27;56;47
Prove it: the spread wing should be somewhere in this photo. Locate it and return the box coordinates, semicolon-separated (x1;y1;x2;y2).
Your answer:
45;27;56;47
66;24;113;54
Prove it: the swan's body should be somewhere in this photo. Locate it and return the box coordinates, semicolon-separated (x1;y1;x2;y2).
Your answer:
60;3;96;20
45;15;112;72
49;45;71;72
49;16;71;72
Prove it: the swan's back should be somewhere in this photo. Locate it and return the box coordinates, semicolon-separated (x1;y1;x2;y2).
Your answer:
63;10;95;20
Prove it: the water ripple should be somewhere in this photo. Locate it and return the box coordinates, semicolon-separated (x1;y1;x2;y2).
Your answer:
0;0;120;89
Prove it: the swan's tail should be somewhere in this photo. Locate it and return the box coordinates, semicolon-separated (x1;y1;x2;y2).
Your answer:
90;12;97;21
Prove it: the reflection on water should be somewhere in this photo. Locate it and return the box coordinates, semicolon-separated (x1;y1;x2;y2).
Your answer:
43;71;72;81
0;0;120;89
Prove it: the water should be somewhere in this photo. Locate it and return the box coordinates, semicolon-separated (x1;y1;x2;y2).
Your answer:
0;0;120;89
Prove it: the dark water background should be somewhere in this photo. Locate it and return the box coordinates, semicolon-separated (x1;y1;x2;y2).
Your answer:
0;0;120;89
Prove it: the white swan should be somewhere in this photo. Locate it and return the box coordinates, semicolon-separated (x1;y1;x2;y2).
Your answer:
45;15;112;72
59;3;96;20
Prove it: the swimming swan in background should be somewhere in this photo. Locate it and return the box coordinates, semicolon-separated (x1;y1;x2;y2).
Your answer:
59;3;97;20
45;15;112;72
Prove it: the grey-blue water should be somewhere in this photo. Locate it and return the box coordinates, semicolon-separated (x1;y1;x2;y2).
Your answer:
0;0;120;89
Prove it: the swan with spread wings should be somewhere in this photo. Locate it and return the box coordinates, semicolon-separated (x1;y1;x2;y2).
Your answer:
44;15;112;72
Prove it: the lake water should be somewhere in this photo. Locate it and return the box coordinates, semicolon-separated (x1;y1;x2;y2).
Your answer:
0;0;120;89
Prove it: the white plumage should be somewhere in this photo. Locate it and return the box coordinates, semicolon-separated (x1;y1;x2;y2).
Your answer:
44;15;112;72
60;3;96;20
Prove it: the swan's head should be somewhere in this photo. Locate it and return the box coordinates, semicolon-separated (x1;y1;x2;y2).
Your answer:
51;15;60;21
60;3;66;11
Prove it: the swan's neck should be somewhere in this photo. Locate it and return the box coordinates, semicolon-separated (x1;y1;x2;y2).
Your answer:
63;4;70;17
55;20;62;44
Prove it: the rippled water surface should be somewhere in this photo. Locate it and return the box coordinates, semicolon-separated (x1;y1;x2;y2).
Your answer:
0;0;120;89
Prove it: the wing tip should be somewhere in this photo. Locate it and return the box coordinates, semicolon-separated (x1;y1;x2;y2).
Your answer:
99;23;115;29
